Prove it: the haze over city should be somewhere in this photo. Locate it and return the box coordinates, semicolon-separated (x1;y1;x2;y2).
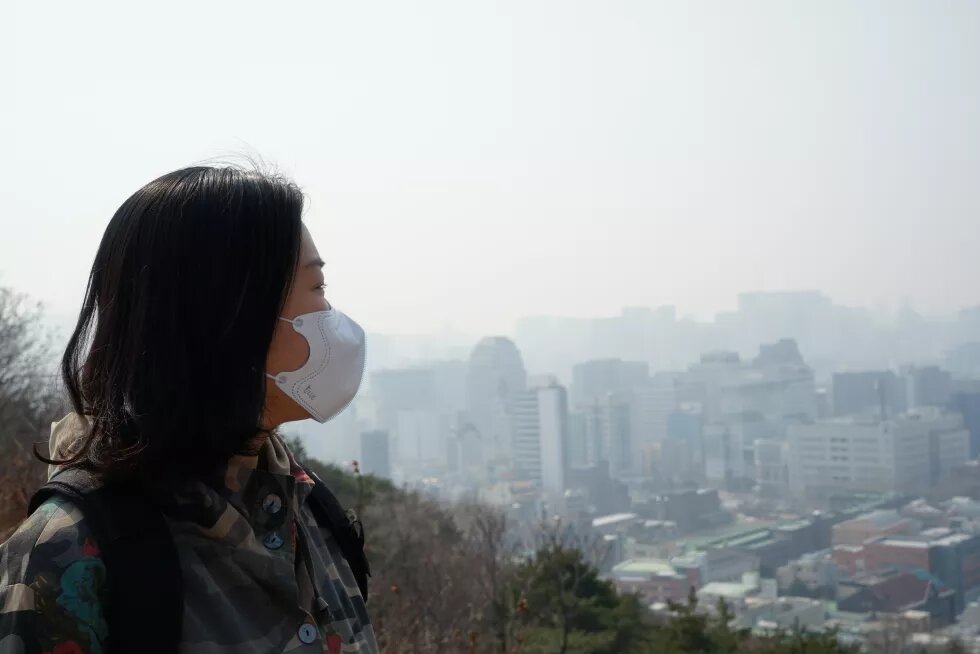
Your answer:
5;2;980;651
3;0;980;337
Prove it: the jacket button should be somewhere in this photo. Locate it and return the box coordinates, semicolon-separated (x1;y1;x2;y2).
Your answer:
263;531;284;550
262;493;283;514
297;622;318;644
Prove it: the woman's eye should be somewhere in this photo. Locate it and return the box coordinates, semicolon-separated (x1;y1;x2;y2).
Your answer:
315;282;328;292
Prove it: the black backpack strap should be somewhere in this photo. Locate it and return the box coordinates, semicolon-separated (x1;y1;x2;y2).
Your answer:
29;468;183;654
303;466;371;601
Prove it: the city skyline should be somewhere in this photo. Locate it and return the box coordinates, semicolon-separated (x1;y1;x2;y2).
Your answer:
4;1;980;336
6;2;980;648
19;285;980;352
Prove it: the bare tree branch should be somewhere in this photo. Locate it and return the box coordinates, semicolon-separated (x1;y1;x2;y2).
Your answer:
0;286;65;538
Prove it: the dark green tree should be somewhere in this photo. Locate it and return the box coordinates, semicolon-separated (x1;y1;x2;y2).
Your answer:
514;543;648;654
645;590;856;654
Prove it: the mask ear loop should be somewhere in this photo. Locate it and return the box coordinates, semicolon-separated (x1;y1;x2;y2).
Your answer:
266;316;303;381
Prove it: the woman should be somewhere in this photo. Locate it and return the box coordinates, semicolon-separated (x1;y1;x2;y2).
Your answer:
0;166;378;653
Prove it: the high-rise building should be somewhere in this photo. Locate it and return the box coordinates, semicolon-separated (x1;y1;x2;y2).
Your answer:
571;358;650;408
581;402;604;465
513;379;569;498
958;306;980;342
369;365;459;476
604;392;633;476
754;438;789;497
950;382;980;457
832;370;907;418
703;414;771;486
736;291;834;341
947;343;980;380
370;367;437;431
929;413;972;485
466;337;528;463
393;409;447;474
787;410;971;500
360;430;391;479
724;341;817;427
515;306;685;381
431;360;468;415
580;391;634;476
685;351;743;421
904;365;953;409
679;340;817;489
685;341;816;431
630;372;680;454
566;412;589;468
299;398;363;465
660;405;704;481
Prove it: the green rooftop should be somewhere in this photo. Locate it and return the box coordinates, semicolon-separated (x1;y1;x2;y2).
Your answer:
681;518;776;549
612;558;678;577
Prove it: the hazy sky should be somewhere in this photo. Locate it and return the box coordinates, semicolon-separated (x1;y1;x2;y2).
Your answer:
2;1;978;337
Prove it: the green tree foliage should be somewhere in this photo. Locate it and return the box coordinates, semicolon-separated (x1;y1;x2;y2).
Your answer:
647;591;856;654
513;544;649;654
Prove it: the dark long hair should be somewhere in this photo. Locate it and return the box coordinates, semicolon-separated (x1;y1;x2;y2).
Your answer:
50;165;304;477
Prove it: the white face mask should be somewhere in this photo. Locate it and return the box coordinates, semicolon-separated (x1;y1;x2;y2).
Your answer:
267;309;366;423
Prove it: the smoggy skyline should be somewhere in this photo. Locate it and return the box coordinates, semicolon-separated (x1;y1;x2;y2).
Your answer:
3;1;979;335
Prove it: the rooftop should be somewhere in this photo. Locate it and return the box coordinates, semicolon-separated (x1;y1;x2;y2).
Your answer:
774;518;813;532
592;513;638;528
878;532;973;548
876;539;931;549
699;580;757;600
680;517;776;549
612;558;679;578
835;509;904;529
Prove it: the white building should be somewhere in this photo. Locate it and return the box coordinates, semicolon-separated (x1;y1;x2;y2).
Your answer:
776;550;838;593
580;391;634;476
719;365;817;429
672;548;760;585
513;378;569;499
703;422;746;482
393;409;447;474
369;363;464;478
695;573;827;632
570;358;649;407
703;415;771;484
629;373;681;468
754;438;789;497
686;341;817;430
466;337;528;463
742;596;827;633
787;409;971;499
697;572;763;614
930;412;972;480
687;341;817;487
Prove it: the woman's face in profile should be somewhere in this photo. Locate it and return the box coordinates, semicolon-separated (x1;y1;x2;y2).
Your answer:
262;224;332;428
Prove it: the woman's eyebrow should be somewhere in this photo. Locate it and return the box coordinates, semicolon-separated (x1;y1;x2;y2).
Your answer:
305;257;326;269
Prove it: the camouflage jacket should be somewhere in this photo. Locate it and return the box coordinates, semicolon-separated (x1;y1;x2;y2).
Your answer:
0;414;379;654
